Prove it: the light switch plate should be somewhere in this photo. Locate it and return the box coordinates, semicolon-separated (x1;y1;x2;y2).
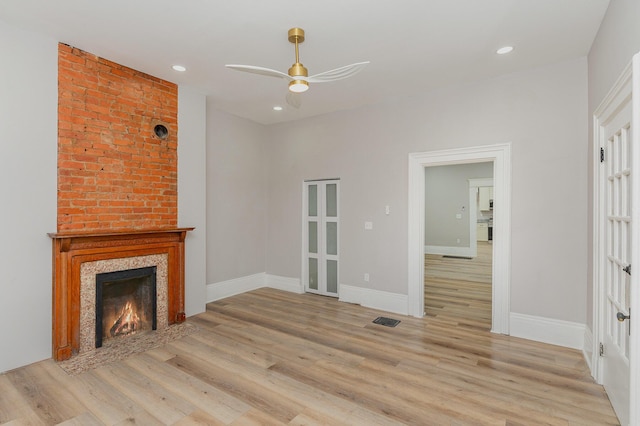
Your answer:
365;221;373;230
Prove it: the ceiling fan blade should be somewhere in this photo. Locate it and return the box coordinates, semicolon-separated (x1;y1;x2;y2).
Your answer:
225;64;292;80
306;61;370;83
286;92;302;109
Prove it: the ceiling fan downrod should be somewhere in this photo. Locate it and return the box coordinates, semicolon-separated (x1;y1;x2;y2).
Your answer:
287;28;309;90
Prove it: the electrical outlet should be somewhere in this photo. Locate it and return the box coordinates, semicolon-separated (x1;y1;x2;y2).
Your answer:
364;273;370;282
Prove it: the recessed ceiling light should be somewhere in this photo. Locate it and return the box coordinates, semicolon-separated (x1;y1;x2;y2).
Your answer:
273;106;283;111
496;46;514;55
172;65;187;72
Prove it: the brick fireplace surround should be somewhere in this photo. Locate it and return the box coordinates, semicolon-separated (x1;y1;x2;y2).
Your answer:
51;44;192;361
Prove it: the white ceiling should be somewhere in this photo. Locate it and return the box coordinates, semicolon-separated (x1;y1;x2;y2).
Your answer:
0;0;609;125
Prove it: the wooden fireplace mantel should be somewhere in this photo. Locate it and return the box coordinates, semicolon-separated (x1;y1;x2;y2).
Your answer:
49;228;194;361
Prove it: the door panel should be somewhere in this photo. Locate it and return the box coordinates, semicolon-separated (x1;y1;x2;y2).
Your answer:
598;74;633;425
304;180;339;297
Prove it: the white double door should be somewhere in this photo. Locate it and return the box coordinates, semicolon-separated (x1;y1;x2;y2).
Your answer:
303;180;339;297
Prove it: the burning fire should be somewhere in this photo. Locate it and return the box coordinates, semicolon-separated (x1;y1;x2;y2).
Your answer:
109;301;140;337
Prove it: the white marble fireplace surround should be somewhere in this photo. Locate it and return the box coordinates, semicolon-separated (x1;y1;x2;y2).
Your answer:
79;254;168;354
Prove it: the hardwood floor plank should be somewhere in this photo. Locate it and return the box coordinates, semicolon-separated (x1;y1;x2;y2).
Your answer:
5;361;87;425
0;373;46;425
55;411;103;426
92;359;197;424
172;409;227;426
229;408;286;426
124;352;251;424
168;331;404;426
165;345;305;423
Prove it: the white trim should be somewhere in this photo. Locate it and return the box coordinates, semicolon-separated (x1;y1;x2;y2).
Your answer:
206;273;304;303
408;143;511;335
206;273;266;302
339;284;408;315
424;245;475;257
510;313;585;350
631;51;640;426
266;275;304;294
584;326;594;372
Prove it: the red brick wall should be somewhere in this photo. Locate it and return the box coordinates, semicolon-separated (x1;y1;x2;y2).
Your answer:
57;44;178;232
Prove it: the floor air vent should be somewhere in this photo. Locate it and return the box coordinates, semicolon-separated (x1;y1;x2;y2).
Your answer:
372;317;401;327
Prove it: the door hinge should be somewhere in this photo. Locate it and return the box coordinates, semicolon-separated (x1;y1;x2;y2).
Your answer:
600;147;605;163
623;264;631;276
599;342;605;357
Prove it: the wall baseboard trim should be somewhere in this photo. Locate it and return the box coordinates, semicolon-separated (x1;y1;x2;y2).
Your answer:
339;284;408;316
424;245;475;258
266;275;304;294
206;273;304;303
509;312;585;350
208;276;408;316
206;273;266;303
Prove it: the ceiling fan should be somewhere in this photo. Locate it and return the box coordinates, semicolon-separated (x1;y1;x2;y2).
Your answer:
226;28;369;108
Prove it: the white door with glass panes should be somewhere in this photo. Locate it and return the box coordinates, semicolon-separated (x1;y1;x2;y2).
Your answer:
304;180;339;297
594;53;640;426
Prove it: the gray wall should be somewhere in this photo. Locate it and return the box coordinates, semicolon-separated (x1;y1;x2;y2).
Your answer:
587;0;640;329
0;22;58;373
425;162;493;247
206;107;268;284
266;57;588;323
178;86;208;316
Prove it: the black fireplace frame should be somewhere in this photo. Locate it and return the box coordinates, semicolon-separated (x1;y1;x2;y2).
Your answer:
95;266;157;348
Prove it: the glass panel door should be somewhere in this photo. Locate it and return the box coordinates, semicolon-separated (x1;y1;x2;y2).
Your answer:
303;180;339;297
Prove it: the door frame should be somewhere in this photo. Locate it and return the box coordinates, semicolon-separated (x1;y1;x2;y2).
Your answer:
592;53;639;425
408;143;511;334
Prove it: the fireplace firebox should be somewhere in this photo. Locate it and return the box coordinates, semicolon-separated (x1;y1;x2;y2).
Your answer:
95;266;157;348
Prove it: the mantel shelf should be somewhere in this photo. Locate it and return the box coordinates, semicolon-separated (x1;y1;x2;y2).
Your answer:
48;227;195;239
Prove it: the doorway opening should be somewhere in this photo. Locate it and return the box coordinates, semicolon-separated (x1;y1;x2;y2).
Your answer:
408;144;511;334
423;163;494;330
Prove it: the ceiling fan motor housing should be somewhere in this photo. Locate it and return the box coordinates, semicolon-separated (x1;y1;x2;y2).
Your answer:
288;62;308;78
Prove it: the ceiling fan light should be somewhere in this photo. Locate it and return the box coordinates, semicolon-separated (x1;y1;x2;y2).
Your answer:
289;79;309;93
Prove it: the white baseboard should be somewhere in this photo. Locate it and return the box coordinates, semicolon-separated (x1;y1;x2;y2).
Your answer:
266;275;304;294
208;275;407;316
339;284;408;316
206;273;266;303
509;312;585;350
424;245;475;258
207;273;304;302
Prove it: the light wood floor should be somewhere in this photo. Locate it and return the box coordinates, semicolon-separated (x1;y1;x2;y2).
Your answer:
425;242;493;331
0;288;619;425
